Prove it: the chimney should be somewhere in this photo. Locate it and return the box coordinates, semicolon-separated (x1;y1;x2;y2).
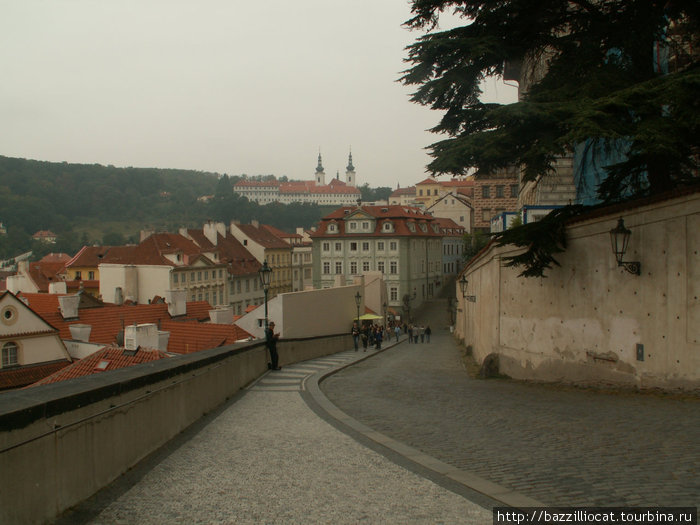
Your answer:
69;323;92;342
114;287;124;306
157;330;170;351
58;294;80;319
124;323;158;350
209;306;234;324
203;220;218;246
49;281;67;294
165;289;187;317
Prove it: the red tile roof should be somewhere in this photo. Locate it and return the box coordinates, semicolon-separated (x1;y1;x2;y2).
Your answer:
235;224;292;249
390;186;416;197
161;320;251;354
0;360;72;390
29;346;170;386
65;246;115;268
311;205;442;239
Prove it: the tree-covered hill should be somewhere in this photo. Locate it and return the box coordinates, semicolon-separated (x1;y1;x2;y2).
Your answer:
0;156;334;260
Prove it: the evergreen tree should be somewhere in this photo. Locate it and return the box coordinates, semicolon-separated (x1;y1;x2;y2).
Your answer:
402;0;698;200
402;0;699;276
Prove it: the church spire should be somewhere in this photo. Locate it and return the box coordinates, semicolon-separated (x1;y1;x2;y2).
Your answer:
346;149;354;172
316;150;324;174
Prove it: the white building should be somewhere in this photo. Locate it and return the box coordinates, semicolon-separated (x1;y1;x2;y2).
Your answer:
234;152;361;206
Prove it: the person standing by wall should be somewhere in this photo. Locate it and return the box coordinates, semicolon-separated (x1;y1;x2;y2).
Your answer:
265;321;281;370
352;321;360;351
425;325;432;343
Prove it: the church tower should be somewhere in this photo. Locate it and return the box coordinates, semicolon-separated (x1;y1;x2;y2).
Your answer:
345;149;356;187
315;151;326;186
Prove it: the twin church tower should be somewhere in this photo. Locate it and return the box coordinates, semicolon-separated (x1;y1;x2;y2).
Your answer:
315;150;356;188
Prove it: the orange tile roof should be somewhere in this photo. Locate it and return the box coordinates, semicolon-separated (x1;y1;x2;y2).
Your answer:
0;360;72;390
390;186;416;197
30;346;170;386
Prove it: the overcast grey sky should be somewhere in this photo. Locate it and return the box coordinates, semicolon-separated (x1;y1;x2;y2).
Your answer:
1;1;517;189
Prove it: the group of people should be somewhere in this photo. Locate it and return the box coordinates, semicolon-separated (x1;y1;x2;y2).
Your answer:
407;323;432;344
351;320;432;351
352;322;388;351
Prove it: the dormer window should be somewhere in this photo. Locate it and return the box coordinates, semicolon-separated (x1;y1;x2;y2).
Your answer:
419;223;428;232
382;221;394;233
349;222;357;230
328;223;337;233
408;223;416;232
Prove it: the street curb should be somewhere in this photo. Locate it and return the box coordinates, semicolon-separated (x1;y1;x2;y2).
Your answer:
302;337;546;510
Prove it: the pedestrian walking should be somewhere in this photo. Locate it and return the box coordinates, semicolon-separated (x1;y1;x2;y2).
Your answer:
425;325;432;343
394;325;401;342
420;325;425;343
375;325;383;350
408;324;413;344
265;321;281;370
361;325;369;351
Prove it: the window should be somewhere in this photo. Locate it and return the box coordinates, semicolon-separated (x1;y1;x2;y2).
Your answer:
237;280;241;293
323;262;330;274
482;186;491;198
173;273;178;284
511;184;519;198
198;271;202;281
496;185;505;198
1;342;18;367
383;222;393;232
204;270;209;280
328;224;337;232
459;216;464;222
75;271;82;279
350;242;358;252
378;261;385;273
191;272;195;281
335;242;342;252
362;221;369;230
362;261;370;272
349;222;357;230
419;189;423;196
390;241;397;251
335;262;342;274
322;242;330;252
390;287;398;301
390;261;398;274
245;279;250;292
434;189;438;195
350;261;357;274
88;271;95;280
362;242;369;251
377;241;385;251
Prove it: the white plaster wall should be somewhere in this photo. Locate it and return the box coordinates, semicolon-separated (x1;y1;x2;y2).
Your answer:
234;284;363;340
457;191;700;390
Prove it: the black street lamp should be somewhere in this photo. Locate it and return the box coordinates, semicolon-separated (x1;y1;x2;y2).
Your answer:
354;291;362;325
459;274;477;302
382;301;387;326
258;261;273;330
609;218;641;275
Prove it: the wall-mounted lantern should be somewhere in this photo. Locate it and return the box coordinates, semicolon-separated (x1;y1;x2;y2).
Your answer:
609;218;641;275
459;274;476;302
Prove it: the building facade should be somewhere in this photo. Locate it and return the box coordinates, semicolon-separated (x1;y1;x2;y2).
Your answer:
472;166;520;231
233;152;360;206
311;205;443;313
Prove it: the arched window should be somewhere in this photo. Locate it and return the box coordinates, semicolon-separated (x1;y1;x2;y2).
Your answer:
1;342;18;367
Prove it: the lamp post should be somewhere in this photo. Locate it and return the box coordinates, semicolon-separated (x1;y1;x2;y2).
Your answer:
609;218;641;275
258;260;272;331
382;301;387;327
354;291;362;325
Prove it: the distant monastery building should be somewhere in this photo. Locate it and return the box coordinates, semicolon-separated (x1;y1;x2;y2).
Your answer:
234;152;361;206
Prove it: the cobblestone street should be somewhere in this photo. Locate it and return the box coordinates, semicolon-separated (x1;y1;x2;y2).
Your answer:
322;299;700;508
